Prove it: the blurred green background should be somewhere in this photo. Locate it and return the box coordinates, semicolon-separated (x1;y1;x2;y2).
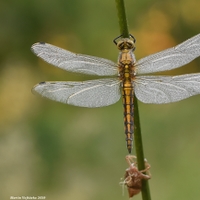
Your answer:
1;0;200;200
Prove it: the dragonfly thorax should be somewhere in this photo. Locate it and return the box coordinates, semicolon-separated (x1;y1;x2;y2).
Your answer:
118;49;136;67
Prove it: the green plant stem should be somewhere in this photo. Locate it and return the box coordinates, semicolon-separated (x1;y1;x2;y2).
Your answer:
115;1;151;200
134;95;151;200
115;0;129;38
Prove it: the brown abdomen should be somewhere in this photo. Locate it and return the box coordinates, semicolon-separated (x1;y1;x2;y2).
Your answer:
122;83;134;154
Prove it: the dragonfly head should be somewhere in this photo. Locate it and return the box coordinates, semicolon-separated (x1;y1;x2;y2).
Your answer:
116;38;136;51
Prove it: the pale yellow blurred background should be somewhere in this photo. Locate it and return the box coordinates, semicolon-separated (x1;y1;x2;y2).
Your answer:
1;0;200;200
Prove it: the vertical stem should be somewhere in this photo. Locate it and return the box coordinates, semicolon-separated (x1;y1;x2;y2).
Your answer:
115;0;129;38
134;95;151;200
115;1;151;200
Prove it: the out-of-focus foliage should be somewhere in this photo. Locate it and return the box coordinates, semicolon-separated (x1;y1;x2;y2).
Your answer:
0;0;200;200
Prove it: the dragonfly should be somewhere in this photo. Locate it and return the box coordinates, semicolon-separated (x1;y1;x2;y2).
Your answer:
32;34;200;154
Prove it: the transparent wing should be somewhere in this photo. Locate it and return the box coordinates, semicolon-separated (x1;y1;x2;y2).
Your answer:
31;42;118;76
134;73;200;104
32;78;121;107
136;34;200;74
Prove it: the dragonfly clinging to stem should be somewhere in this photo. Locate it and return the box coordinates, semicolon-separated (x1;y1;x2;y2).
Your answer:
32;34;200;153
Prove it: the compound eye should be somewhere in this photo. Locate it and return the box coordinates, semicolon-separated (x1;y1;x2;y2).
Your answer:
127;42;134;49
117;41;125;50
